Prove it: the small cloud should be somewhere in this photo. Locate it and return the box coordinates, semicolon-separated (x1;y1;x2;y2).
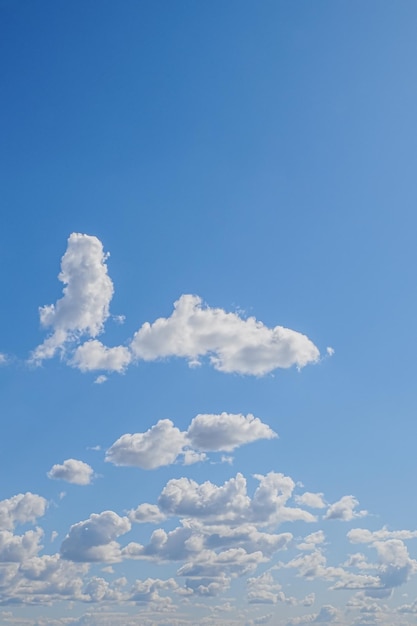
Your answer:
47;459;94;486
0;353;7;365
94;375;107;384
324;495;367;521
326;347;335;356
50;530;58;542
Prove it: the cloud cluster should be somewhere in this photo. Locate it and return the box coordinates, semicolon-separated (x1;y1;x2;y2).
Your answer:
31;234;323;377
106;413;277;469
130;471;316;528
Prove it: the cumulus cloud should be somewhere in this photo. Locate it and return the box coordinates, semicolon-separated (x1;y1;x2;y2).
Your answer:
71;340;131;373
32;236;323;378
106;420;187;470
295;492;326;509
47;459;94;485
106;413;277;470
60;511;131;562
130;294;320;375
297;531;326;551
247;571;290;604
136;471;316;527
187;413;277;452
0;528;44;562
31;233;114;362
177;547;267;579
128;504;167;525
324;496;367;521
374;539;417;590
0;493;47;531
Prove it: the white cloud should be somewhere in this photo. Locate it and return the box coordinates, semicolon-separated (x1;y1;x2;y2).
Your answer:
129;576;179;606
247;571;287;604
374;539;417;590
60;511;131;562
31;233;114;362
47;459;94;485
0;353;7;364
182;450;208;465
297;531;326;551
177;547;267;579
128;504;167;525
106;420;187;470
149;471;316;527
187;413;277;452
71;340;131;373
130;294;320;375
295;492;326;509
0;493;47;531
324;496;367;521
31;237;324;378
0;528;44;562
106;413;277;470
348;527;417;544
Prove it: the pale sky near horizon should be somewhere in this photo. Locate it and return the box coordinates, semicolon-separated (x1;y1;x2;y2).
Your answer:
1;2;417;625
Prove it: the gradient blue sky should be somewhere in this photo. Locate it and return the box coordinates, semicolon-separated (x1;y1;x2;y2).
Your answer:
1;2;417;625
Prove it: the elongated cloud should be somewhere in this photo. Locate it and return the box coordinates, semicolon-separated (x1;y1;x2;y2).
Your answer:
31;233;114;362
106;413;277;469
130;294;320;375
187;413;277;452
132;471;316;527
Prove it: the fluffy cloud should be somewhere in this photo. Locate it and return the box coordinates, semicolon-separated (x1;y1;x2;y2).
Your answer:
374;539;417;590
130;294;320;375
295;492;326;509
177;547;267;579
106;413;277;470
32;236;323;378
71;340;131;373
128;504;167;524
137;471;316;527
31;234;114;362
106;420;187;470
0;528;43;562
187;413;277;452
47;459;94;485
60;511;131;562
0;493;47;530
247;571;289;604
297;531;326;551
324;496;367;521
129;576;179;606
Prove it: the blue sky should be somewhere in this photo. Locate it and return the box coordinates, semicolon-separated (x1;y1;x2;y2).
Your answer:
1;1;417;624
